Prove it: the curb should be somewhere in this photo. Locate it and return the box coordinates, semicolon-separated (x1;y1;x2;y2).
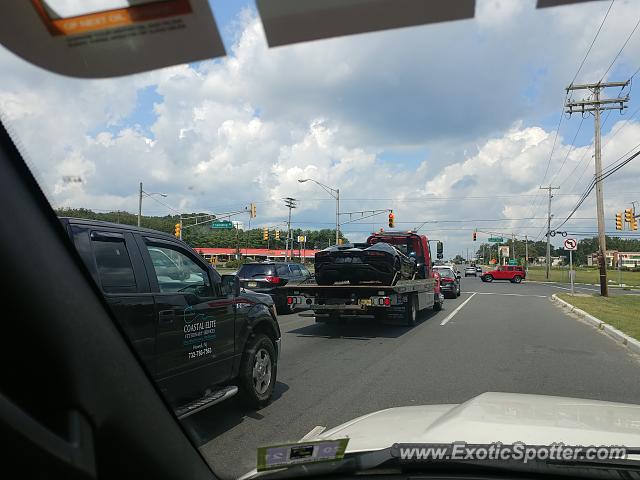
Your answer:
528;280;640;290
551;294;640;355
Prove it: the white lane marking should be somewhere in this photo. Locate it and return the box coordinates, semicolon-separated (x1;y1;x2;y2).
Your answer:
440;292;477;326
466;292;547;298
546;284;599;292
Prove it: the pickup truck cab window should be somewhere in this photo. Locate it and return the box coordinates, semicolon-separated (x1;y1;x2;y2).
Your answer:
145;244;212;296
90;232;137;294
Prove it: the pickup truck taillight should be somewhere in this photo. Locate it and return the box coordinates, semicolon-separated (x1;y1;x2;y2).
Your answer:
265;275;281;284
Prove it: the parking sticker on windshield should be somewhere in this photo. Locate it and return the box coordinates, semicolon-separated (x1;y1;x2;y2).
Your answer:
257;439;349;471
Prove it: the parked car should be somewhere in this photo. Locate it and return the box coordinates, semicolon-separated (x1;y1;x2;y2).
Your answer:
464;266;477;277
433;265;460;298
237;262;312;313
481;265;526;283
315;241;416;286
60;217;281;414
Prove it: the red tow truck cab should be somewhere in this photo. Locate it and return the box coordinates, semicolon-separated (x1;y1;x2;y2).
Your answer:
481;265;526;283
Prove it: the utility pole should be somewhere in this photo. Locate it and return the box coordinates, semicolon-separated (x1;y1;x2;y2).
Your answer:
138;182;143;227
540;186;559;279
283;197;297;261
336;188;340;245
511;233;515;264
525;235;529;274
566;81;629;296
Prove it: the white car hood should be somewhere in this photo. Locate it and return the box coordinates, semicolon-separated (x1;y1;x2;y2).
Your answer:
309;392;640;452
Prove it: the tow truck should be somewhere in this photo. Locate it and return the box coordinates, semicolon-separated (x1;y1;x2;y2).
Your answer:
285;232;444;326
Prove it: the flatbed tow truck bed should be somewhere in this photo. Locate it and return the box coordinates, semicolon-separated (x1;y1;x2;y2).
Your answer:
282;278;443;326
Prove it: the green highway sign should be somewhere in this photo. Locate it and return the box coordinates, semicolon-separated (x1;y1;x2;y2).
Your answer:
488;237;504;243
508;259;518;265
211;220;234;229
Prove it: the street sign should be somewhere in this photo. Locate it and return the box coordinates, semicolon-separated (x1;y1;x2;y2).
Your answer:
563;238;577;251
211;220;233;229
297;235;307;242
488;237;504;243
508;259;518;265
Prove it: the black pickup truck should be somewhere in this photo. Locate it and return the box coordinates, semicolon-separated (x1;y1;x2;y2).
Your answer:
60;218;281;417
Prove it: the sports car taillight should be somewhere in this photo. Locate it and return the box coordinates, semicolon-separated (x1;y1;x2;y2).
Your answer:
265;275;281;284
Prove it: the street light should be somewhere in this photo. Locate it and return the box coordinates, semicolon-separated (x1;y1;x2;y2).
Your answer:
138;181;168;227
298;178;340;245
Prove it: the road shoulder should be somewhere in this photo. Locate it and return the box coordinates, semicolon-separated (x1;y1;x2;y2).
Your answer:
551;293;640;355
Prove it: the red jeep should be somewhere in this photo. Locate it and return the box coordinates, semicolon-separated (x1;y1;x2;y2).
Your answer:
481;265;525;283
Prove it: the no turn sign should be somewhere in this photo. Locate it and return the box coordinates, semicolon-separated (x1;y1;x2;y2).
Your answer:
564;238;577;251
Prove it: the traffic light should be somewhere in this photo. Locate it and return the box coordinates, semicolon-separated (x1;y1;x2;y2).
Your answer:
388;211;395;228
263;227;268;240
436;241;443;259
632;217;639;231
625;208;633;224
250;203;257;218
174;223;181;238
616;212;623;230
275;230;280;240
473;229;477;241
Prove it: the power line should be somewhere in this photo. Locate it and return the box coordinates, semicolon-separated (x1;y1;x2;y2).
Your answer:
599;14;640;83
553;144;640;231
528;0;616;231
572;0;616;84
549;116;584;184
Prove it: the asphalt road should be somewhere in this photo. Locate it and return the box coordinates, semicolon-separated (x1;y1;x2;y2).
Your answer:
185;276;640;479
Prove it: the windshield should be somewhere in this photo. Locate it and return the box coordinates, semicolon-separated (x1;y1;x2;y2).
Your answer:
3;1;640;479
434;267;456;278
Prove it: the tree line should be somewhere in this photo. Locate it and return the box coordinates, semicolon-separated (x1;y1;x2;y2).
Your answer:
55;207;347;250
475;236;640;265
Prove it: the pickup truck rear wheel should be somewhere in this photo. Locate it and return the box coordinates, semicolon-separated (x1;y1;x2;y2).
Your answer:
512;275;522;284
276;302;294;315
483;275;493;283
405;295;417;326
433;294;443;311
237;333;276;409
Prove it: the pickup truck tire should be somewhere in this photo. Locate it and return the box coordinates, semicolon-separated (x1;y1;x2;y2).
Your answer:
276;302;294;315
433;295;443;311
512;275;522;284
483;275;493;283
237;333;276;409
405;295;417;326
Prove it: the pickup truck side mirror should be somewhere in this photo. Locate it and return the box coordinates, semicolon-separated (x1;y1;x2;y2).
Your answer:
221;274;240;297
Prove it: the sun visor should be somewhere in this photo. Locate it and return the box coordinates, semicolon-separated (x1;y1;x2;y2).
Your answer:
0;0;225;78
256;0;476;47
537;0;602;7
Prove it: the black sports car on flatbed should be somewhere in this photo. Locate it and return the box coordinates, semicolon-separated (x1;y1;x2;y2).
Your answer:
315;242;415;285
